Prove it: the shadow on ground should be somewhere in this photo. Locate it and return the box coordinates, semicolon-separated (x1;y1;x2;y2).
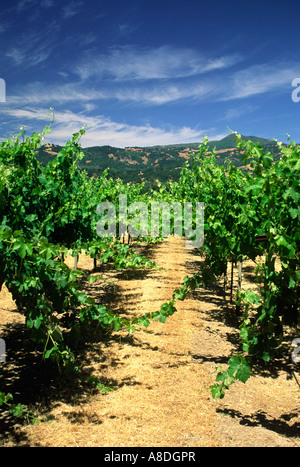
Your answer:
0;241;162;445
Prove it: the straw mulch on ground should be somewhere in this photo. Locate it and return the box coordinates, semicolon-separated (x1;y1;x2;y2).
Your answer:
0;236;299;447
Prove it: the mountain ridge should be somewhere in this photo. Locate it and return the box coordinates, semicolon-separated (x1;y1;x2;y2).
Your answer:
143;133;274;151
36;133;282;186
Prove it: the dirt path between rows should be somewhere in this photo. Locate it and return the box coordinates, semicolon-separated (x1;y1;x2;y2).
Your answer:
0;236;299;447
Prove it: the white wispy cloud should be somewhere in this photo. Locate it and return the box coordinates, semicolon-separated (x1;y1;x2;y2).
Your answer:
6;46;52;67
220;62;298;100
112;81;215;105
117;22;140;38
5;48;26;66
16;0;54;9
221;103;259;121
7;79;213;107
5;20;59;68
75;45;242;81
0;21;11;34
6;58;299;112
0;106;224;147
7;81;107;106
16;0;38;11
40;0;54;7
62;1;84;18
2;55;299;147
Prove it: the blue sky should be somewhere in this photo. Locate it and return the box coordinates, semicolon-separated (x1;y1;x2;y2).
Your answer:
0;0;300;147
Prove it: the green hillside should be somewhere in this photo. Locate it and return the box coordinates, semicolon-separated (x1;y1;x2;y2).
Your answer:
36;134;282;187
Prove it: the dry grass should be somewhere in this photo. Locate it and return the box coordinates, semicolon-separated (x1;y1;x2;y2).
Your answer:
0;237;299;447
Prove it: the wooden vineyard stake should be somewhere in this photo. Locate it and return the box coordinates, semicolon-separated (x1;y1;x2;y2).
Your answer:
236;260;242;313
230;260;234;303
223;264;227;299
229;259;242;310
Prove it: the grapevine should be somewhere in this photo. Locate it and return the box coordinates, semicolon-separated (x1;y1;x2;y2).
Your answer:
166;133;299;398
0;123;299;420
0;125;172;383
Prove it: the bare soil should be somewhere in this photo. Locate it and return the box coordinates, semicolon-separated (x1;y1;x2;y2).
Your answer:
0;236;299;447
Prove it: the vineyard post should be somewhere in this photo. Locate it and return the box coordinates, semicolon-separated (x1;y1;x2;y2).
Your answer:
223;263;227;299
238;261;242;290
236;261;242;313
230;259;234;303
